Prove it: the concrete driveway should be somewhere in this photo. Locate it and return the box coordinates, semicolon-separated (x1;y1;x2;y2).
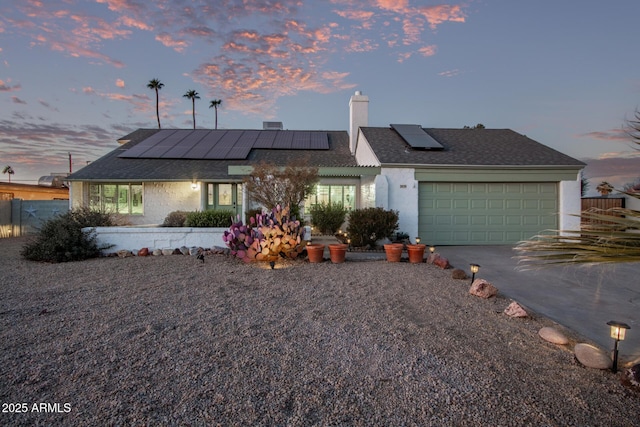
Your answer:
437;245;640;367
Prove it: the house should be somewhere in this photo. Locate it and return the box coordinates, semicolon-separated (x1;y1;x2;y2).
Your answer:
67;91;584;245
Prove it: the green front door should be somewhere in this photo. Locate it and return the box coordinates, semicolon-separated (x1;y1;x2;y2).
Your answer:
206;183;242;216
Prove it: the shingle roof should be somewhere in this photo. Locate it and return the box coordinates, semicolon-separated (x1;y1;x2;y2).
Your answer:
361;127;585;167
67;129;356;181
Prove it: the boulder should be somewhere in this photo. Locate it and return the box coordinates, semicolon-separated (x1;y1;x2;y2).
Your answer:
538;327;569;345
180;246;190;255
189;246;200;256
433;255;450;269
504;301;528;318
627;364;640;387
138;247;149;257
172;248;182;255
451;268;468;280
161;248;173;256
574;343;611;370
152;249;162;256
469;279;498;299
117;249;132;258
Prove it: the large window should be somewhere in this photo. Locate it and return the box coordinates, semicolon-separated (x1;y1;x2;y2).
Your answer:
305;184;356;210
89;183;143;215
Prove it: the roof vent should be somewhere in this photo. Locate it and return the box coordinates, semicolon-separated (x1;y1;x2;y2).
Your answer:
263;121;283;130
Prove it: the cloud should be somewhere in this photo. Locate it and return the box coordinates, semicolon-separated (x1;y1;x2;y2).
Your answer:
155;32;189;52
439;69;460;77
38;99;59;111
581;154;640;193
0;79;21;92
579;128;629;142
11;96;27;104
417;5;466;30
116;79;125;88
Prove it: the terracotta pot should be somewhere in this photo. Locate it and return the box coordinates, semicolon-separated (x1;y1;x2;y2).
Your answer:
406;244;426;263
384;243;404;262
306;243;325;263
328;243;348;263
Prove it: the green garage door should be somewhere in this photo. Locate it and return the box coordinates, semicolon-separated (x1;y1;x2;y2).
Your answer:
418;182;557;245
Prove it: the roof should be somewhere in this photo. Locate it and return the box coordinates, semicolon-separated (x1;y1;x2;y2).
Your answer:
67;129;357;181
360;127;585;168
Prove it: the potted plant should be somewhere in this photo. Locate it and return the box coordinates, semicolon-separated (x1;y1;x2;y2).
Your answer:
406;244;426;263
328;243;348;263
383;243;403;262
306;243;325;263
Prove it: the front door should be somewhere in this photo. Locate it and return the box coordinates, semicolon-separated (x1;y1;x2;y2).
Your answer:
206;183;242;216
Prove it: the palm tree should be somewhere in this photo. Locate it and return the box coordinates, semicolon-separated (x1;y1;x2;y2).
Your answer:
147;79;164;129
596;181;614;196
209;99;222;129
183;89;200;129
2;165;14;183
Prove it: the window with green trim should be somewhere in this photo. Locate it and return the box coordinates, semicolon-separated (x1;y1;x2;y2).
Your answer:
305;184;355;210
89;183;143;215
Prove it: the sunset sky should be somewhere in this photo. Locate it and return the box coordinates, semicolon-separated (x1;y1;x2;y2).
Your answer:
1;0;638;194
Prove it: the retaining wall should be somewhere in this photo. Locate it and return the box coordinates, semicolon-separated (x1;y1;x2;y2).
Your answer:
88;226;227;253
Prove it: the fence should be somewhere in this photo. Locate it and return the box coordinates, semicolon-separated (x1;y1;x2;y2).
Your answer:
580;197;625;227
0;199;69;238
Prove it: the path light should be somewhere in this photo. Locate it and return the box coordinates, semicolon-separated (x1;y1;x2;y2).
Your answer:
607;320;630;373
470;263;480;285
415;237;421;244
429;245;436;254
347;238;351;251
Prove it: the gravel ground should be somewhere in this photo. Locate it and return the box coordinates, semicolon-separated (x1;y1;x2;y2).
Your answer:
1;236;639;426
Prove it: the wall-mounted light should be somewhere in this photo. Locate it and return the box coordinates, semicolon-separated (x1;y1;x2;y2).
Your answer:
470;263;480;284
191;182;200;191
607;320;630;373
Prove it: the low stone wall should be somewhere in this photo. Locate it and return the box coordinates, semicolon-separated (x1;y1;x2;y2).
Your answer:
88;226;227;253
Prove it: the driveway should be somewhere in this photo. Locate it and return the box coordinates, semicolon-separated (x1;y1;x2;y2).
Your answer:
438;245;640;366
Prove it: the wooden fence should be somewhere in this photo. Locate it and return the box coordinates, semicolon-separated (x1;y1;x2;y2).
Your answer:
580;197;625;227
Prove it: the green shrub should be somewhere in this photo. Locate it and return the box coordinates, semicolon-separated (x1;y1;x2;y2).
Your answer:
162;210;188;227
310;202;348;235
184;209;234;227
346;207;399;247
21;207;115;263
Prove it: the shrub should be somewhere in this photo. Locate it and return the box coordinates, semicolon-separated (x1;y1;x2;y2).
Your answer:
346;207;399;247
310;202;348;235
184;210;234;227
21;207;115;263
162;210;188;227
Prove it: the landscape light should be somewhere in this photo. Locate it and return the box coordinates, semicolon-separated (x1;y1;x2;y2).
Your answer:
470;263;480;285
429;245;435;254
607;320;630;373
415;237;421;244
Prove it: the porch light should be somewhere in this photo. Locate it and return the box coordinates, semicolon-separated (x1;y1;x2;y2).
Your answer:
470;263;480;284
607;320;630;373
415;237;421;244
191;182;199;191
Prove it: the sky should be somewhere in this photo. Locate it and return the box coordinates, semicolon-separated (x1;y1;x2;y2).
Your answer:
0;0;639;195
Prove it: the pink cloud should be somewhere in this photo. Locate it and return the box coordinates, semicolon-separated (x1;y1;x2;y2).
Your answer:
116;79;125;88
11;96;27;104
579;129;629;142
155;32;189;52
417;5;466;30
0;79;21;92
418;45;437;57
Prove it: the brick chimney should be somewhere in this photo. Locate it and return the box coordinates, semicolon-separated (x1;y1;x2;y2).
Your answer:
349;90;369;155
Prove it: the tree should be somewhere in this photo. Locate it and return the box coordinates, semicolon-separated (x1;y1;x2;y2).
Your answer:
622;177;640;193
580;171;589;197
625;108;640;145
243;160;319;219
209;99;222;129
463;123;486;129
147;78;164;129
2;165;14;182
596;181;613;196
183;89;200;129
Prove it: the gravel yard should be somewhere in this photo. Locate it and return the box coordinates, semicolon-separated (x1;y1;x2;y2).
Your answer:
1;236;639;426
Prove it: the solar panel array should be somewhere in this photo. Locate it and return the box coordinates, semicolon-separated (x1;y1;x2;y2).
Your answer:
390;124;444;150
118;129;329;160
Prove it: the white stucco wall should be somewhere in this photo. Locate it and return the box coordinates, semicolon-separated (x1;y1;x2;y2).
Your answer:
559;177;582;231
354;132;379;166
380;168;419;240
132;182;201;225
89;226;226;253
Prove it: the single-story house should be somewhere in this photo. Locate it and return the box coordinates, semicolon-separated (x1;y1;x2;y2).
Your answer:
67;91;585;245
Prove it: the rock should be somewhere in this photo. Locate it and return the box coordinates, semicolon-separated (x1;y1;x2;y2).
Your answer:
189;246;200;256
469;279;498;299
180;246;190;255
172;248;182;255
451;268;467;280
117;249;132;258
433;255;450;269
538;327;569;345
426;253;439;264
153;249;162;256
574;343;611;370
627;364;640;387
161;248;173;256
138;247;149;257
504;301;528;318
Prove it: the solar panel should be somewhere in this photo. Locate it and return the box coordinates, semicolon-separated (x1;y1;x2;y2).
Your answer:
118;129;329;160
390;124;443;150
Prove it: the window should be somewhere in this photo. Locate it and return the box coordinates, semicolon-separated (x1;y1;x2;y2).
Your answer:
89;183;143;215
305;184;356;210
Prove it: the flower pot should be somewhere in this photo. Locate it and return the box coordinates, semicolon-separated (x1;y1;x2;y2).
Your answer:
306;243;325;263
384;243;404;262
407;244;426;263
328;243;348;263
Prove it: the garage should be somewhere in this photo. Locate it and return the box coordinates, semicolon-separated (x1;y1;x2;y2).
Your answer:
418;182;558;245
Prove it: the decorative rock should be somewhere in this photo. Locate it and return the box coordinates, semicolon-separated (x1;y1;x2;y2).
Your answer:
138;247;149;257
117;249;132;258
153;249;162;256
504;301;528;318
627;364;640;387
162;248;174;256
469;279;498;299
451;268;467;280
172;248;182;255
180;246;190;255
189;246;199;256
538;327;569;345
433;255;450;269
574;343;611;370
